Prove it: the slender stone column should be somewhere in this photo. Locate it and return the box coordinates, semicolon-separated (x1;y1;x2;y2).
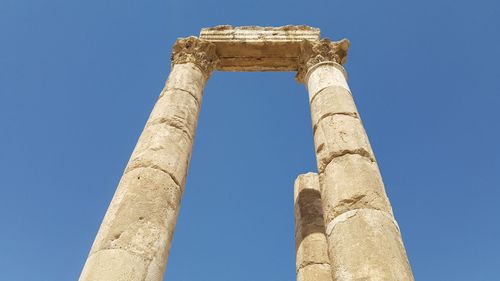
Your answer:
297;39;414;280
294;173;332;281
79;37;217;281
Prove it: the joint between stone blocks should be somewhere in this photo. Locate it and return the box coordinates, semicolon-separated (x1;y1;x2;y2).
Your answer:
325;208;399;237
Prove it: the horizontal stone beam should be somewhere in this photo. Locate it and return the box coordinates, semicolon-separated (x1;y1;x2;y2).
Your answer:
199;25;320;71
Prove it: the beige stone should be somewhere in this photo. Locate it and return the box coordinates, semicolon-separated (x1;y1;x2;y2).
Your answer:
164;63;206;103
89;168;180;258
327;209;413;281
199;25;320;71
306;62;350;100
81;26;414;281
300;40;414;280
297;264;332;281
310;85;358;132
126;122;192;188
152;88;200;140
314;114;374;173
80;249;164;281
319;154;392;226
80;38;216;281
294;173;332;281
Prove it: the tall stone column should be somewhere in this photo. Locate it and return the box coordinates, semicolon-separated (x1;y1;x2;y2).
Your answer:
297;39;414;280
294;173;332;281
79;37;217;281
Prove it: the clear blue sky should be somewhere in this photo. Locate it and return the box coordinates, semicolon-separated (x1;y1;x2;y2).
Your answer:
1;0;499;280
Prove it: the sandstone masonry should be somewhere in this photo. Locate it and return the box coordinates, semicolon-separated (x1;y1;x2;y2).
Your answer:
80;26;414;281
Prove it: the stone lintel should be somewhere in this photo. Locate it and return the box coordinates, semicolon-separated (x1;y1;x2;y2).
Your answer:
199;25;320;71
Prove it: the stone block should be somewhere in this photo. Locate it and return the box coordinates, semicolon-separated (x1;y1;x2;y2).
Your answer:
80;249;163;281
314;114;374;173
296;232;330;270
90;167;181;261
199;25;320;71
327;209;414;281
164;63;205;103
150;88;200;140
306;63;350;100
310;85;358;132
294;173;331;280
320;154;392;225
297;264;332;281
127;122;192;187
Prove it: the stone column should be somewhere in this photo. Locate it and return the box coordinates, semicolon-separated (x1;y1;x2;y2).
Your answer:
79;37;217;281
297;39;414;280
294;173;332;281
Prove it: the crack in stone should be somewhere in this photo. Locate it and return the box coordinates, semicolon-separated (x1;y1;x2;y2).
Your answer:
337;194;366;208
309;84;352;105
325;208;398;237
160;87;201;107
146;117;194;142
124;165;182;191
319;148;375;173
332;193;388;221
90;247;153;262
313;112;359;134
296;261;331;273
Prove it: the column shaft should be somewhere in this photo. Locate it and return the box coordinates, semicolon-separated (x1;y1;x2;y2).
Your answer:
294;173;332;281
80;37;217;281
299;39;414;280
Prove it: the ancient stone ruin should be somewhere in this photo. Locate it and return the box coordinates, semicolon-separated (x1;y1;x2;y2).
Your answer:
79;26;414;281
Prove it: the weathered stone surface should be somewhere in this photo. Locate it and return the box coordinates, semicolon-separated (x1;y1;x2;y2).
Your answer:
296;39;349;83
126;122;192;188
327;209;414;281
310;85;358;133
80;46;213;281
296;233;330;270
305;62;350;100
297;264;333;281
89;168;180;258
164;63;206;103
152;89;200;141
200;25;320;71
294;173;332;281
314;114;374;173
302;58;414;279
81;26;414;281
320;154;392;226
171;38;218;78
80;249;164;281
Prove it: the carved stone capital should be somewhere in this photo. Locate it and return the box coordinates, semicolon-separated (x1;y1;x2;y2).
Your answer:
171;37;219;78
296;38;350;83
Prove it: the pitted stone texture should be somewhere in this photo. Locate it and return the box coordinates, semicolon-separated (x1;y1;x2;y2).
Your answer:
303;55;414;279
79;249;163;281
152;89;200;141
80;168;180;281
294;173;332;281
297;264;333;281
306;63;350;100
81;58;208;281
164;63;206;103
200;25;320;71
125;63;206;188
127;121;192;188
327;209;414;281
319;154;393;226
171;37;218;77
314;114;374;173
310;86;358;133
296;233;331;270
294;174;326;247
90;168;180;257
